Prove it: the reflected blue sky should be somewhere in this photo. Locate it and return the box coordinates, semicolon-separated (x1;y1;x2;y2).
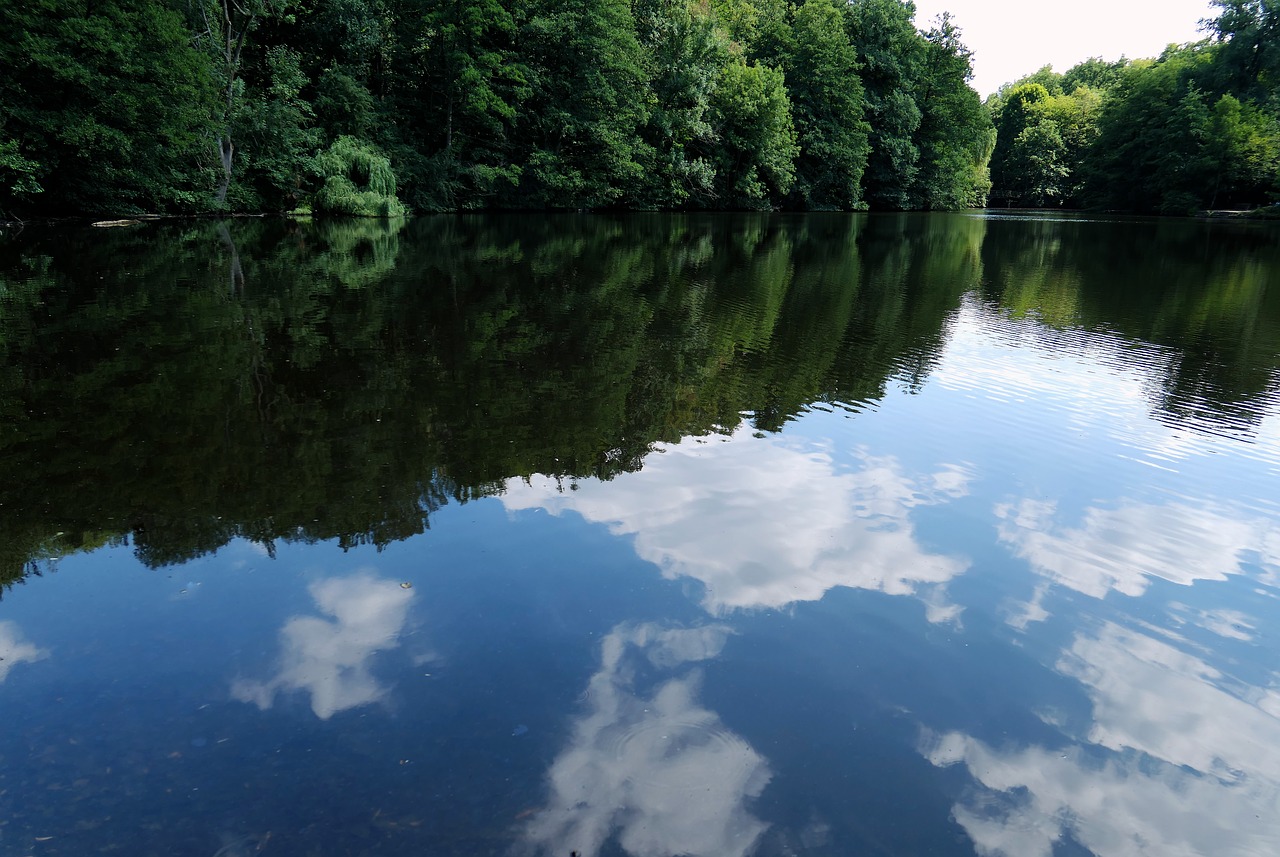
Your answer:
924;617;1280;857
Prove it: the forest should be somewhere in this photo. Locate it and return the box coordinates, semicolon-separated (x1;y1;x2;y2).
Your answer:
0;0;987;215
988;1;1280;214
0;0;1276;217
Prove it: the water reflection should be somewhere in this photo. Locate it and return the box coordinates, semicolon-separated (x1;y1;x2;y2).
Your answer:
523;623;770;857
995;499;1280;601
0;214;977;586
3;215;1277;585
0;620;47;681
925;621;1280;857
1;213;1280;855
232;572;415;719
502;424;970;617
979;215;1280;439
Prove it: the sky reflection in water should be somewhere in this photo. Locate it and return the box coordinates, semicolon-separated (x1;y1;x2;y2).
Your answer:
502;426;971;619
1;214;1279;856
232;573;417;720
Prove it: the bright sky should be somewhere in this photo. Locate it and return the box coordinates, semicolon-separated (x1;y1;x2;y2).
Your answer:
911;0;1217;96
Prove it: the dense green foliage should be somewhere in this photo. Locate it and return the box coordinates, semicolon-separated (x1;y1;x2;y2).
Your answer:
0;0;217;215
989;1;1280;213
0;0;992;216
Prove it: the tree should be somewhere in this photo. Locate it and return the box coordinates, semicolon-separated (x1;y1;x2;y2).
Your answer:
0;134;42;214
313;136;406;215
1205;0;1280;101
844;0;924;210
414;0;529;206
238;46;321;209
1206;94;1280;207
1083;50;1220;213
1038;86;1103;200
988;82;1052;205
709;0;794;68
1009;121;1070;206
190;0;294;205
631;0;729;207
510;0;651;208
912;13;993;208
708;56;799;206
787;0;870;209
1062;56;1129;93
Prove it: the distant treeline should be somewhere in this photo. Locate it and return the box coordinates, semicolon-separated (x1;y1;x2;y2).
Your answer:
0;0;993;216
988;0;1280;214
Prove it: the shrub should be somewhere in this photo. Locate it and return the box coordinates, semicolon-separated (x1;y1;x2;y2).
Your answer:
312;136;407;216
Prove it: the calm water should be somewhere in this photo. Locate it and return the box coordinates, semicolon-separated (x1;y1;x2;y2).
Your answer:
1;213;1278;857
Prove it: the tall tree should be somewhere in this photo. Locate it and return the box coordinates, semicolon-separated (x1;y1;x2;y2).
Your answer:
988;82;1051;205
1082;49;1220;213
1205;0;1280;101
413;0;528;206
844;0;924;209
912;13;992;208
708;55;799;206
190;0;293;205
238;46;321;209
787;0;870;209
1206;93;1280;207
632;0;728;207
510;0;651;208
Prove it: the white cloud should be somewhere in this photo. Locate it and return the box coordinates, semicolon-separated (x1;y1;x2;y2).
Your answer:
923;621;1280;857
521;623;770;857
995;498;1279;599
232;572;415;719
1005;582;1052;630
0;621;48;682
1169;603;1256;641
501;425;970;615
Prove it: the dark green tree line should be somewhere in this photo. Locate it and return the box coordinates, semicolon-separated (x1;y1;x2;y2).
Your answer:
0;0;992;216
988;0;1280;213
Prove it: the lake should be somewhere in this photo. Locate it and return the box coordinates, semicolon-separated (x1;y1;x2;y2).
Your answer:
1;212;1278;857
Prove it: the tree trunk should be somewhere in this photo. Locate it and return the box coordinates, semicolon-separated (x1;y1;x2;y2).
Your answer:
215;135;234;204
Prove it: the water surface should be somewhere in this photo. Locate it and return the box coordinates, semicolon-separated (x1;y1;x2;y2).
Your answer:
1;213;1278;856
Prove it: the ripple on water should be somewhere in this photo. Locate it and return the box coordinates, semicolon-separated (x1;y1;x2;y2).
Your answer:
930;297;1280;482
610;716;758;793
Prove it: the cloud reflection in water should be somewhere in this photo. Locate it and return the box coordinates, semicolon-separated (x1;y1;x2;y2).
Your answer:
231;572;414;719
924;622;1280;857
996;498;1280;601
522;623;770;857
502;424;970;617
0;621;48;682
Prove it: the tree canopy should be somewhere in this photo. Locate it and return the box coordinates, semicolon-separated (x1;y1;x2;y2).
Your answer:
987;1;1280;213
0;0;993;216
